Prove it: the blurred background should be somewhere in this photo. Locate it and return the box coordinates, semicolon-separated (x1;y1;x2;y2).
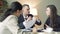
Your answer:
0;0;60;25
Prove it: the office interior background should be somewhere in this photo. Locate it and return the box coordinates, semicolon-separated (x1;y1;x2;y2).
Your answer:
0;0;60;34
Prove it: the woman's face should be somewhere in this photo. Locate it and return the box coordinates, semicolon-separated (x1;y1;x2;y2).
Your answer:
46;7;51;16
16;10;22;17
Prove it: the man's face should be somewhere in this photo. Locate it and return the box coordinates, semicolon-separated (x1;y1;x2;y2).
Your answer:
22;6;30;15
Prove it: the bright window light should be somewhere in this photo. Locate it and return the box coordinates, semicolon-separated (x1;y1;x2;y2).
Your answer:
30;8;38;16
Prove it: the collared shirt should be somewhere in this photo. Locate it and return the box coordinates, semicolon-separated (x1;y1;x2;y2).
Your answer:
23;14;28;20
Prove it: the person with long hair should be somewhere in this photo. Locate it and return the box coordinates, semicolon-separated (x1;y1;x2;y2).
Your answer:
0;1;22;34
44;5;60;32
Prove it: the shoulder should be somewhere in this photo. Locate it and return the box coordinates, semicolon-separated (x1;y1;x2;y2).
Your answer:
4;15;17;21
45;17;50;25
18;14;24;19
57;15;60;21
18;14;23;18
57;15;60;18
8;15;17;19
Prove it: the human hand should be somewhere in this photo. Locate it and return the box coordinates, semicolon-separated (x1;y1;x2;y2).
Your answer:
27;17;32;21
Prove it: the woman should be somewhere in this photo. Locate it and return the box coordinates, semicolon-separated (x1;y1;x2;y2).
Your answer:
0;1;22;34
44;5;60;32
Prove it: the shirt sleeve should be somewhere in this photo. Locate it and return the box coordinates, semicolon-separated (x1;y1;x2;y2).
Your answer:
6;16;19;32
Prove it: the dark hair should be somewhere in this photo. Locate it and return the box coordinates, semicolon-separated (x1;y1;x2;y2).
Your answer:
0;1;22;22
10;1;22;14
22;4;29;8
47;5;57;28
0;9;11;22
28;14;33;18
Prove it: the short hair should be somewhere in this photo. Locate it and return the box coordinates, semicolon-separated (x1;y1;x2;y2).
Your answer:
28;14;33;18
22;4;29;8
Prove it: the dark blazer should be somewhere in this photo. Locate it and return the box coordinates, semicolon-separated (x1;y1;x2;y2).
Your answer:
18;14;41;29
44;15;60;32
18;14;25;29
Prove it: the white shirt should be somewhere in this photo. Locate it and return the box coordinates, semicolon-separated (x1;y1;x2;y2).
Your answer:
23;14;28;20
22;14;36;29
0;15;19;34
23;17;36;29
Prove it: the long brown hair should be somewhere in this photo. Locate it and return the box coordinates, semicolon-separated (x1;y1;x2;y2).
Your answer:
47;5;57;28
